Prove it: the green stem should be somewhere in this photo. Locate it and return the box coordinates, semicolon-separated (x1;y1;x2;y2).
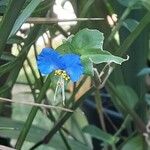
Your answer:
59;130;72;150
114;115;130;137
106;80;146;133
95;88;107;131
15;75;51;149
0;0;26;55
26;57;39;82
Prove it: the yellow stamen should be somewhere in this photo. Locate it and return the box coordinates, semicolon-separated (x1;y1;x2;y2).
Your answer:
54;70;70;81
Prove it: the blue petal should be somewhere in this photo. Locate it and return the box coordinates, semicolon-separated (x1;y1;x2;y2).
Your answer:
60;54;81;68
65;65;83;82
60;54;83;82
37;48;61;75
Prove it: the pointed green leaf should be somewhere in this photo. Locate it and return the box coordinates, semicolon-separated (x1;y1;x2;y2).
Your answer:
81;51;129;65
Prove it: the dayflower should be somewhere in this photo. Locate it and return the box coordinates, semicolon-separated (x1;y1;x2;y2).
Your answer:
37;48;83;82
37;48;84;105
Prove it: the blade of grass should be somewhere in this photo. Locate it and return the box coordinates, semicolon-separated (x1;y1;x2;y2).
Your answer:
9;0;42;37
0;0;26;55
15;75;51;149
118;11;150;56
0;25;41;95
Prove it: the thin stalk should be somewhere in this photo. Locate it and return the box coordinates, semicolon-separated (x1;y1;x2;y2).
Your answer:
0;0;26;55
66;76;88;107
26;56;38;82
23;64;37;99
94;89;107;132
71;115;90;147
59;130;72;150
15;75;51;149
114;115;130;137
106;80;146;133
27;17;104;24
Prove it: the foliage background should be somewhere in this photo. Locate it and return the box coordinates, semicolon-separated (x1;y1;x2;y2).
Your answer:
0;0;149;150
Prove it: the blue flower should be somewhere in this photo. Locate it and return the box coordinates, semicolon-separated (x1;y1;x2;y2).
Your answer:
37;48;83;82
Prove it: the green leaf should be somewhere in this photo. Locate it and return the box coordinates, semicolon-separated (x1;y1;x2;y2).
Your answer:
71;28;104;55
0;0;26;55
56;28;128;76
116;85;139;109
9;0;42;37
81;51;129;65
81;58;93;75
83;125;119;145
121;135;144;150
123;19;139;32
56;40;75;54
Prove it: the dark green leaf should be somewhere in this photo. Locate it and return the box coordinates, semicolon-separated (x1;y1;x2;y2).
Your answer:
9;0;42;37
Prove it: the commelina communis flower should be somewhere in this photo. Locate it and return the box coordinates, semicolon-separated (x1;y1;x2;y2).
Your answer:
37;48;83;82
37;48;84;104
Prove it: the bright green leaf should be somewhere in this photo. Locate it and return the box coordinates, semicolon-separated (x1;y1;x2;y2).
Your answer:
56;41;75;54
81;58;93;75
81;52;129;65
71;28;104;55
